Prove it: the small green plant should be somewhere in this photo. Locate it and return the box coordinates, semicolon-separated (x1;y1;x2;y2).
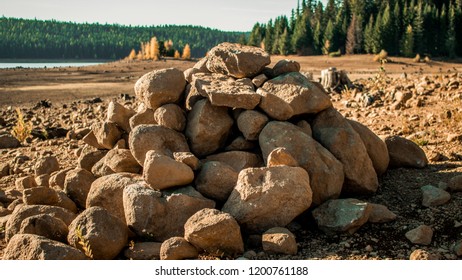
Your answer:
329;49;342;57
11;108;32;142
413;138;429;146
75;225;93;259
0;226;5;234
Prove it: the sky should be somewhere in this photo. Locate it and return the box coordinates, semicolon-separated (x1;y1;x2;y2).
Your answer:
0;0;326;32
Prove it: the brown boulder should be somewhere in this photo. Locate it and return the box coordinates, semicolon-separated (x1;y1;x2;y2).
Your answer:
184;208;244;256
237;110;269;141
3;234;86;260
86;173;141;223
192;73;261;109
129;106;156;130
272;59;301;76
206;42;270;78
104;148;141;174
385;136;428;168
312;108;378;195
222;166;312;233
18;214;68;243
143;150;194;190
5;204;76;241
134;68;186;109
34;156;59;177
68;206;128;259
185;99;233;157
123;184;215;241
195;161;238;202
160;237;198;260
205;151;262;172
348;119;389;176
259;121;343;205
262;227;297;255
154;104;186;132
77;148;107;172
259;72;332;120
91;121;123;150
129;124;190;166
23;187;59;206
64;168;96;209
107;101;136;133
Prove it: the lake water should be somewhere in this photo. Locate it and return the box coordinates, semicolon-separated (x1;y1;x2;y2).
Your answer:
0;60;111;69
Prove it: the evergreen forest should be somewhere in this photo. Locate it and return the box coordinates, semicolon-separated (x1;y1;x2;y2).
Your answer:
0;17;244;59
247;0;462;57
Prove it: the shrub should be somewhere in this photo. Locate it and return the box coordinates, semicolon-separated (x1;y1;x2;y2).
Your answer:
413;54;421;63
11;108;32;142
329;49;342;57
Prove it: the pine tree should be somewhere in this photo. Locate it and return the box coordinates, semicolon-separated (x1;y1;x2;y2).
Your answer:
446;3;456;57
291;10;314;55
363;15;375;53
313;21;324;54
182;44;191;60
372;11;384;54
402;25;414;57
413;0;425;55
323;20;335;54
278;28;291;55
264;20;274;53
248;23;263;47
346;14;363;54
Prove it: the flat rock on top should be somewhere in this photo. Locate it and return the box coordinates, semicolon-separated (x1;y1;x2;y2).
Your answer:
192;73;261;109
206;42;270;78
259;72;332;120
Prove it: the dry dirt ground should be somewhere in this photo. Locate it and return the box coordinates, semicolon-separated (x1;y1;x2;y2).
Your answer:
0;55;461;260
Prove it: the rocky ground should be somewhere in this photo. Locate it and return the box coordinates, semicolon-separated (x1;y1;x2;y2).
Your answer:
0;50;461;260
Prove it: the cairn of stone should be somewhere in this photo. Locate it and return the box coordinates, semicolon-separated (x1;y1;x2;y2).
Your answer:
2;43;430;260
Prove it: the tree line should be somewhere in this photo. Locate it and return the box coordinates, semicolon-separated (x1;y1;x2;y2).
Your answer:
0;17;244;59
247;0;462;57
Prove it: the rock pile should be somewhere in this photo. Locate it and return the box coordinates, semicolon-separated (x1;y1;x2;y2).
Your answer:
1;43;431;260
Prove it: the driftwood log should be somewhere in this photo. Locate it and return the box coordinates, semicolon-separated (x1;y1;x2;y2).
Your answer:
321;67;353;93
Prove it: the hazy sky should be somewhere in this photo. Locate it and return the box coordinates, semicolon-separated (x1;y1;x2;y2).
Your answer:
0;0;324;32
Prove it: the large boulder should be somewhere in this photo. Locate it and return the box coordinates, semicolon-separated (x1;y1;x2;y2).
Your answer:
258;72;332;120
107;101;136;133
143;151;194;190
154;104;186;132
348;119;389;176
0;133;21;149
184;208;244;257
206;42;270;78
262;227;297;255
86;173;141;223
192;73;261;109
5;205;76;241
237;110;269;141
222;166;312;233
104;148;141;174
195;161;238;202
134;68;186;109
385;136;428;168
18;214;68;243
68;206;128;259
185;99;233;157
312;108;378;195
91;121;123;150
64;168;96;209
160;237;198;260
259;121;343;205
34;156;59;177
3;234;86;260
77;149;107;172
129;124;190;166
123;184;215;241
22;187;59;206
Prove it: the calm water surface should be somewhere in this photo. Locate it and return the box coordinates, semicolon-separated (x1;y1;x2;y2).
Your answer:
0;60;112;69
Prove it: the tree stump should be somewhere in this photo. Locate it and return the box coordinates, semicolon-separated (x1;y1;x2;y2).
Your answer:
321;67;353;93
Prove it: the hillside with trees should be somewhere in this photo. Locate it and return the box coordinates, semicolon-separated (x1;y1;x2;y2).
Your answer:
0;17;244;59
247;0;462;57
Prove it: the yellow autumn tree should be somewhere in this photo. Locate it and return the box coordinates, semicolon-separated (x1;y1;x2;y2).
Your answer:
127;49;136;60
182;44;191;60
174;50;181;59
164;39;173;51
150;37;160;60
